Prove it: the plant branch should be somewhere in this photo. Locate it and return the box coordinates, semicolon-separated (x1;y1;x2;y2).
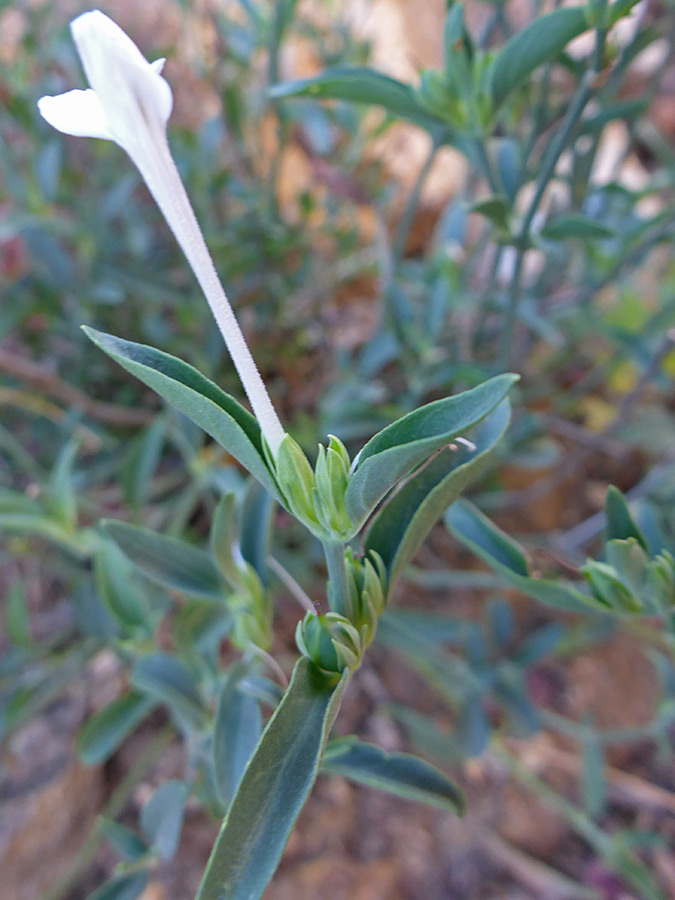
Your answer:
499;29;607;370
323;540;350;618
392;138;439;262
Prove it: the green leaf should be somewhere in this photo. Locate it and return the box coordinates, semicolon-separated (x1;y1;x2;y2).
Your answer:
0;513;95;558
102;520;225;600
174;601;233;658
77;692;156;765
122;416;166;510
608;0;642;25
213;664;263;807
488;6;590;109
365;400;511;587
210;493;243;587
541;214;616;241
131;653;208;730
389;705;464;765
83;328;279;498
141;780;188;861
469;195;511;232
196;658;349;900
98;819;149;862
95;539;151;631
347;375;517;530
239;480;274;584
580;98;649;134
46;440;79;529
0;488;41;515
580;559;642;612
445;499;609;613
270;67;451;137
604;486;647;549
322;737;464;813
5;581;32;648
582;733;606;818
86;873;149;900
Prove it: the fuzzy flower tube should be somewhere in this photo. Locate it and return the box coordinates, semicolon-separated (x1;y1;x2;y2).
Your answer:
38;10;286;457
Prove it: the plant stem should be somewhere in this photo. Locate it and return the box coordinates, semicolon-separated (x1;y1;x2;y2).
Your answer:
266;0;293;220
471;137;501;196
392;139;439;262
499;54;604;370
323;541;350;618
267;555;316;613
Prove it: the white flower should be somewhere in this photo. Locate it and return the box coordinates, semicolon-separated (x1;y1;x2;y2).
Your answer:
38;10;286;457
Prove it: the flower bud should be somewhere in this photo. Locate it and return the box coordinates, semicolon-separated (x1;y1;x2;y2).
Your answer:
296;612;364;674
274;434;355;541
343;548;388;644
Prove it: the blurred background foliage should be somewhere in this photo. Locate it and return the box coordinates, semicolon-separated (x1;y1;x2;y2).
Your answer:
2;0;675;898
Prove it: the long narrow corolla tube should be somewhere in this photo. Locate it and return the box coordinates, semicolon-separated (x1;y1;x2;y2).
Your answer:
38;10;286;457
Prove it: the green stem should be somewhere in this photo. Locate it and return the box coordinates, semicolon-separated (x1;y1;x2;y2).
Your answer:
392;139;439;262
266;0;295;219
499;67;598;370
471;137;501;196
323;541;350;618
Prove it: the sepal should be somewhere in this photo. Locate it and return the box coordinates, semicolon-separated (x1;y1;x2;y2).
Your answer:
296;612;364;674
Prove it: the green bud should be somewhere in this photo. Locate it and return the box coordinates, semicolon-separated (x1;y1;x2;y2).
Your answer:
342;548;388;644
580;560;641;613
314;435;353;538
275;434;321;528
417;70;458;122
274;433;355;540
296;612;363;674
646;551;675;615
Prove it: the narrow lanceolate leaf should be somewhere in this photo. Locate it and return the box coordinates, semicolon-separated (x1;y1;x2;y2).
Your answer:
83;328;279;498
488;6;590;109
77;692;156;765
86;872;149;900
346;375;517;531
365;400;511;588
270;67;451;138
239;479;274;585
46;440;79;529
196;658;349;900
322;737;464;814
140;780;188;861
213;664;263;807
102;520;225;600
131;653;208;730
604;486;647;549
541;214;615;241
95;539;151;631
445;499;609;613
98;819;149;862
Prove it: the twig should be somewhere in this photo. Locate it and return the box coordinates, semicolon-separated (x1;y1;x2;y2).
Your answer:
246;643;289;688
392;138;439;262
476;829;599;900
267;555;316;614
0;348;153;427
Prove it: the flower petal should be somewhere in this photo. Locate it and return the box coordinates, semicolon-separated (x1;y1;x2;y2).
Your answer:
70;10;172;149
37;89;113;140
